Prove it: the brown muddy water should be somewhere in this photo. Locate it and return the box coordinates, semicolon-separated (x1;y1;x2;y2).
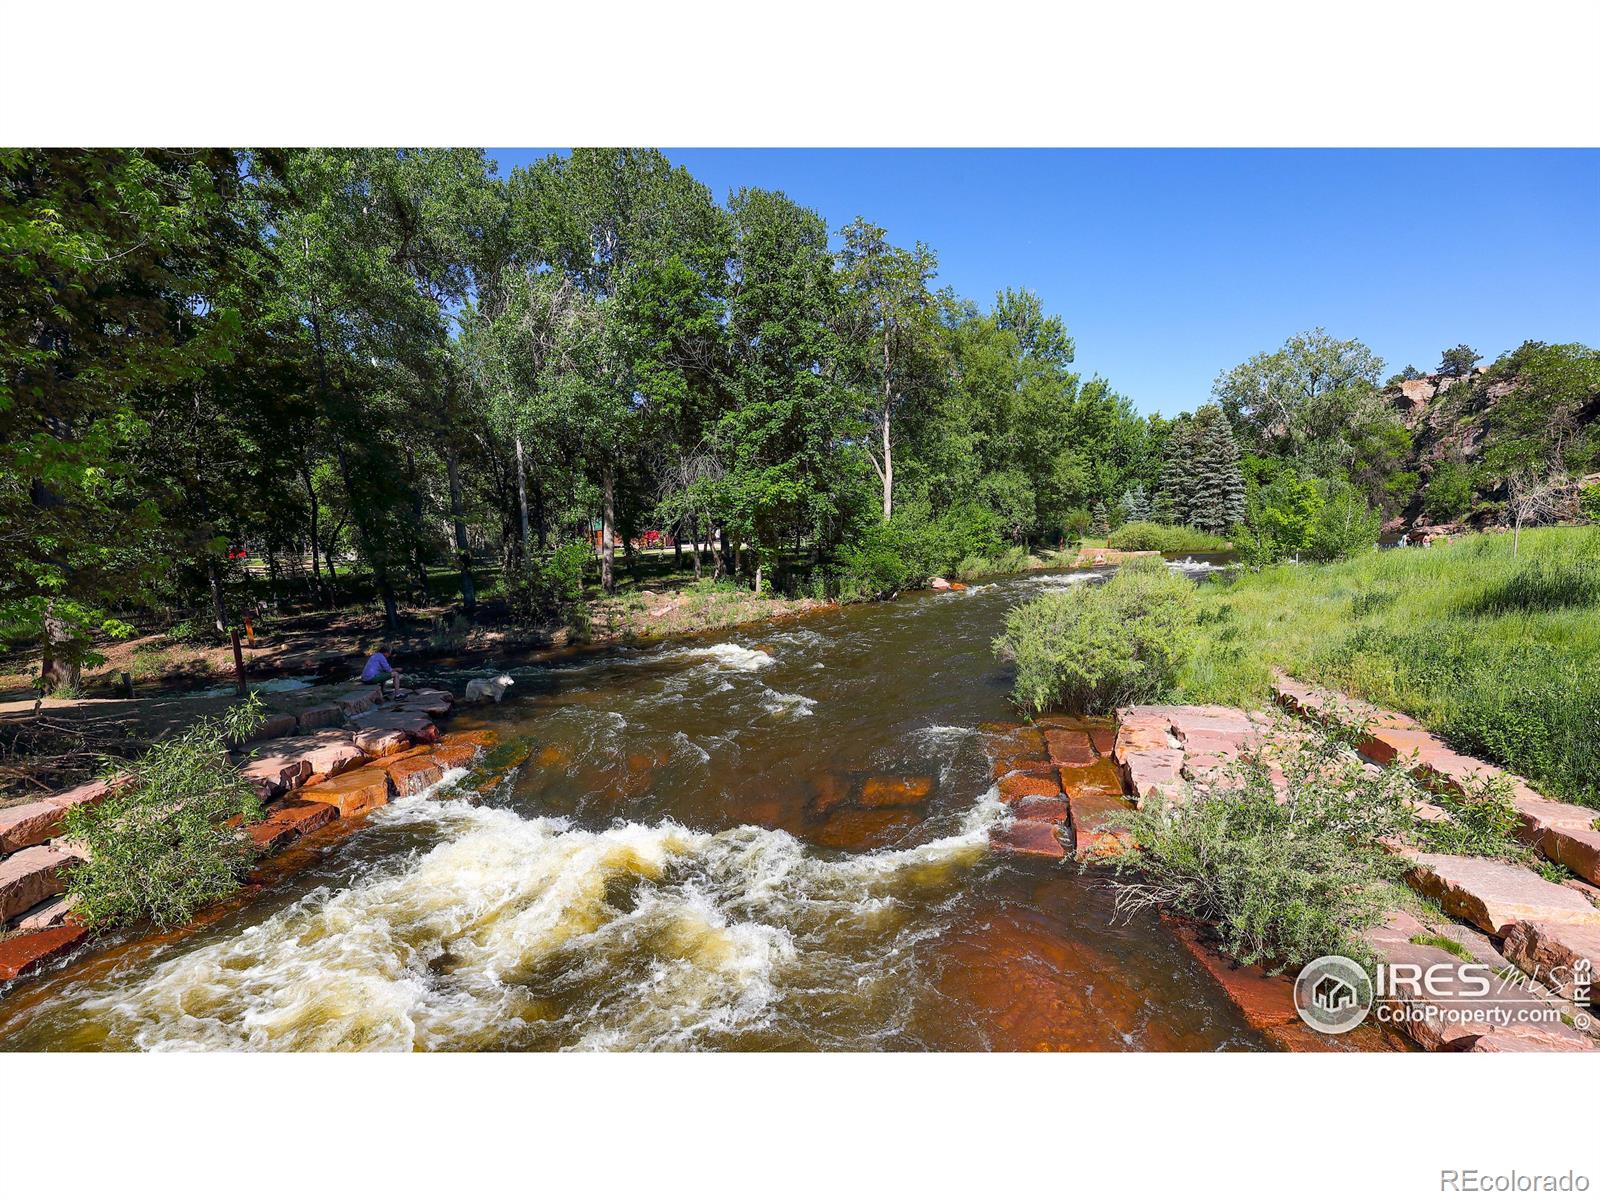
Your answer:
0;558;1268;1051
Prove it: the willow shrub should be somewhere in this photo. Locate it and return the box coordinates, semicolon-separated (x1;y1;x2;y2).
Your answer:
1107;521;1231;554
1103;725;1417;970
62;696;267;929
994;558;1198;713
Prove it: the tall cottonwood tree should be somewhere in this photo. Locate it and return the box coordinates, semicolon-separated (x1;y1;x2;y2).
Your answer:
837;218;944;522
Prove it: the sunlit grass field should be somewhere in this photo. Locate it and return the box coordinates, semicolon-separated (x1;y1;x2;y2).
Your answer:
1181;526;1600;808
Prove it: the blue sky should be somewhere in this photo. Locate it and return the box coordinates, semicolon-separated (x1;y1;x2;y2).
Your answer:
487;149;1599;417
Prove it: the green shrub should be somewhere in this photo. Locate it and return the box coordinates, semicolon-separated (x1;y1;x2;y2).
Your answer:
993;557;1197;713
1102;727;1415;969
63;697;268;929
507;542;591;632
1422;462;1476;520
1108;521;1231;553
1305;481;1382;563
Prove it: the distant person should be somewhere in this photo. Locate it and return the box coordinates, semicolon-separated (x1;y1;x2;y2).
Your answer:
361;643;403;699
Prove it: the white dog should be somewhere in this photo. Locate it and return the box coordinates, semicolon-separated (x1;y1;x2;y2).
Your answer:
464;673;515;704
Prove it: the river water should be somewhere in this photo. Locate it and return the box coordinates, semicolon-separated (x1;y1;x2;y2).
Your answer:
0;560;1267;1051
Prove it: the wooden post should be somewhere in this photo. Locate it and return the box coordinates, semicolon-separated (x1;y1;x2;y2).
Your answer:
120;671;134;699
231;628;247;697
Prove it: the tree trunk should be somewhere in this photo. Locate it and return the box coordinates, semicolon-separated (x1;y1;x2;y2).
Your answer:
207;556;229;635
39;606;80;693
404;445;428;599
300;462;327;608
689;517;702;579
881;328;894;521
446;447;476;614
600;460;617;593
514;434;533;559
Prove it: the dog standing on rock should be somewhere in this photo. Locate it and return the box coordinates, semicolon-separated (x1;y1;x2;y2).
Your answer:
464;673;515;703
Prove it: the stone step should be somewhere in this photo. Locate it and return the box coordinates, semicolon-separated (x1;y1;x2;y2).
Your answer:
988;818;1066;860
347;709;438;742
0;844;83;924
238;730;368;799
1401;852;1600;938
396;688;454;717
243;799;340;853
0;776;123;854
291;767;391;818
0;920;90;982
13;894;75;930
1361;911;1593;1052
1274;674;1600;887
1501;919;1600;1005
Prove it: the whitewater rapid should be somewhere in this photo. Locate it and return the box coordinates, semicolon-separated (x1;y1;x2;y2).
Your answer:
41;781;1004;1052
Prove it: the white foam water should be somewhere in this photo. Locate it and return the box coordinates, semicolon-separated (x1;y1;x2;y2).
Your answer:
681;643;775;671
31;790;1003;1052
759;689;816;718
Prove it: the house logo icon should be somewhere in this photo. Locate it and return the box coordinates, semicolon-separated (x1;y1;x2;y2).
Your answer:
1293;956;1374;1034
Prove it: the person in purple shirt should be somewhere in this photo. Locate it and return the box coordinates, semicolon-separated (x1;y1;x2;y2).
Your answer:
360;643;403;699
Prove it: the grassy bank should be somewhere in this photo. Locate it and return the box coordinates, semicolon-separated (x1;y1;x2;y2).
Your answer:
1180;527;1600;807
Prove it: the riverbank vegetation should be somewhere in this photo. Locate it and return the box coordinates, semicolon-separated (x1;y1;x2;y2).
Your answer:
62;698;267;928
1105;725;1419;970
995;558;1196;712
1105;522;1232;553
1180;526;1600;808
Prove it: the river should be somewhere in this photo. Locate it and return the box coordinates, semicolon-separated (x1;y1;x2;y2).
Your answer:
0;558;1267;1051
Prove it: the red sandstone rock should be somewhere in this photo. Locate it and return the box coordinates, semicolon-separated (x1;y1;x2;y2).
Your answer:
243;711;297;743
294;702;345;731
14;894;75;930
0;777;121;854
1058;758;1124;798
859;775;935;809
1403;853;1600;937
387;755;445;797
243;800;339;853
431;740;483;772
810;806;922;850
1087;727;1115;757
348;709;438;742
1066;791;1136;860
1362;912;1594;1051
292;768;391;818
1501;919;1600;1003
989;818;1066;859
0;844;82;923
948;581;968;591
998;770;1062;803
352;727;411;757
1043;728;1096;767
336;685;383;716
399;688;454;717
0;920;90;981
1011;795;1070;823
1121;748;1186;809
929;576;952;591
807;772;855;815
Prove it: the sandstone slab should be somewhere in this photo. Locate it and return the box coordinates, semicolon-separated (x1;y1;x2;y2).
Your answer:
0;921;89;981
1404;853;1600;937
14;894;75;930
1066;791;1136;861
348;709;438;742
351;727;411;757
243;800;339;853
1502;919;1600;1004
0;844;82;923
1121;748;1186;809
0;777;120;854
292;768;391;818
998;769;1062;803
399;688;455;716
387;755;445;797
1043;728;1095;767
989;818;1066;860
294;702;345;731
336;685;384;716
1011;795;1070;823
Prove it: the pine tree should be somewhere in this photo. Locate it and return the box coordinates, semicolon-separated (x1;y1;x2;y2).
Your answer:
1119;483;1150;523
1091;500;1110;536
1182;405;1245;534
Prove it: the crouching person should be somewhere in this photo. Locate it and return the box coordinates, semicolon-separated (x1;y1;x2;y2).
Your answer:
361;643;403;699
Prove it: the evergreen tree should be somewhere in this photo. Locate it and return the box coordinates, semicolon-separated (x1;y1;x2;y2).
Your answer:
1119;483;1150;523
1182;405;1246;534
1091;500;1110;536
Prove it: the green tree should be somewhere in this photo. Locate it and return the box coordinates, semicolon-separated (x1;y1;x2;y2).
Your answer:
1437;344;1482;378
837;218;944;522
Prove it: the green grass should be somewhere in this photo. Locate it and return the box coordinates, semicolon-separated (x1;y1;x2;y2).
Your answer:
1180;526;1600;808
